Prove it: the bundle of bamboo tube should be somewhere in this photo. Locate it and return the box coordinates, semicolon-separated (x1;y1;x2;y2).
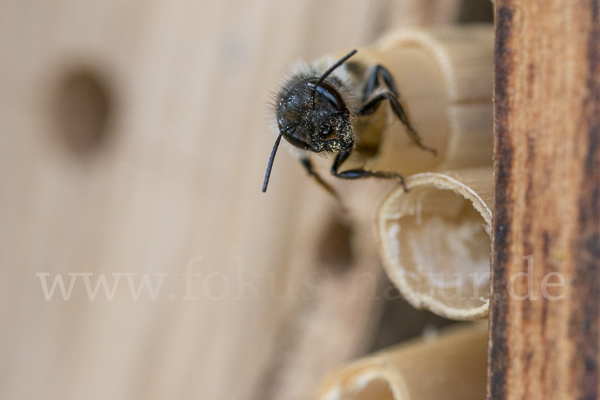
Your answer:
363;25;494;320
315;24;494;400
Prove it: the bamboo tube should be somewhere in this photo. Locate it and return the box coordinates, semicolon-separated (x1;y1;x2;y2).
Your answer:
375;168;493;320
350;24;494;175
389;0;463;28
306;25;493;191
317;322;488;400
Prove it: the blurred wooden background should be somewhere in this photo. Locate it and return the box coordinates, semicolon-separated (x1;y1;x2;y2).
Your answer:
0;1;492;399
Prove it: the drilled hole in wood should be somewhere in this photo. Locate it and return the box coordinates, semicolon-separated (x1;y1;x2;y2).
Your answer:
55;68;112;154
316;214;354;272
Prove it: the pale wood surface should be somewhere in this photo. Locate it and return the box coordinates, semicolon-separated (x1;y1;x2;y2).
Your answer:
489;1;600;399
0;1;476;399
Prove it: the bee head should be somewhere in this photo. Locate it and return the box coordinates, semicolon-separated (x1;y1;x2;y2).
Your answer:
276;77;354;153
263;50;357;192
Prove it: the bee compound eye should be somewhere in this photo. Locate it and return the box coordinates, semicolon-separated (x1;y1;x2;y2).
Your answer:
283;130;311;150
309;80;347;113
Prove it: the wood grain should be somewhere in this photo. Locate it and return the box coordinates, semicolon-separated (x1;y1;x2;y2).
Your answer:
0;1;474;400
489;1;600;398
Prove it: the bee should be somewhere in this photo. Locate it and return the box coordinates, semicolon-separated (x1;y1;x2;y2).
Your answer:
262;49;436;198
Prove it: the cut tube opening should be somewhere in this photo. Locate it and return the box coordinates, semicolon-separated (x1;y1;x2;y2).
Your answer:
377;170;492;320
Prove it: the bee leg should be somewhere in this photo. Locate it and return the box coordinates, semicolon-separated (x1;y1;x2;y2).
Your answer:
300;158;346;205
357;92;437;156
330;150;408;191
362;65;398;102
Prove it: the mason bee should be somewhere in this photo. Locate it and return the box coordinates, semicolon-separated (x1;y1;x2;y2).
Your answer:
262;49;436;197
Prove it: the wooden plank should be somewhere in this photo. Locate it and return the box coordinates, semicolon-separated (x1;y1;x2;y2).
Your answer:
0;1;471;399
488;1;600;398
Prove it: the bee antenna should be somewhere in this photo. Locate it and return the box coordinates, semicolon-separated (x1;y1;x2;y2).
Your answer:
312;49;357;102
262;124;298;192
